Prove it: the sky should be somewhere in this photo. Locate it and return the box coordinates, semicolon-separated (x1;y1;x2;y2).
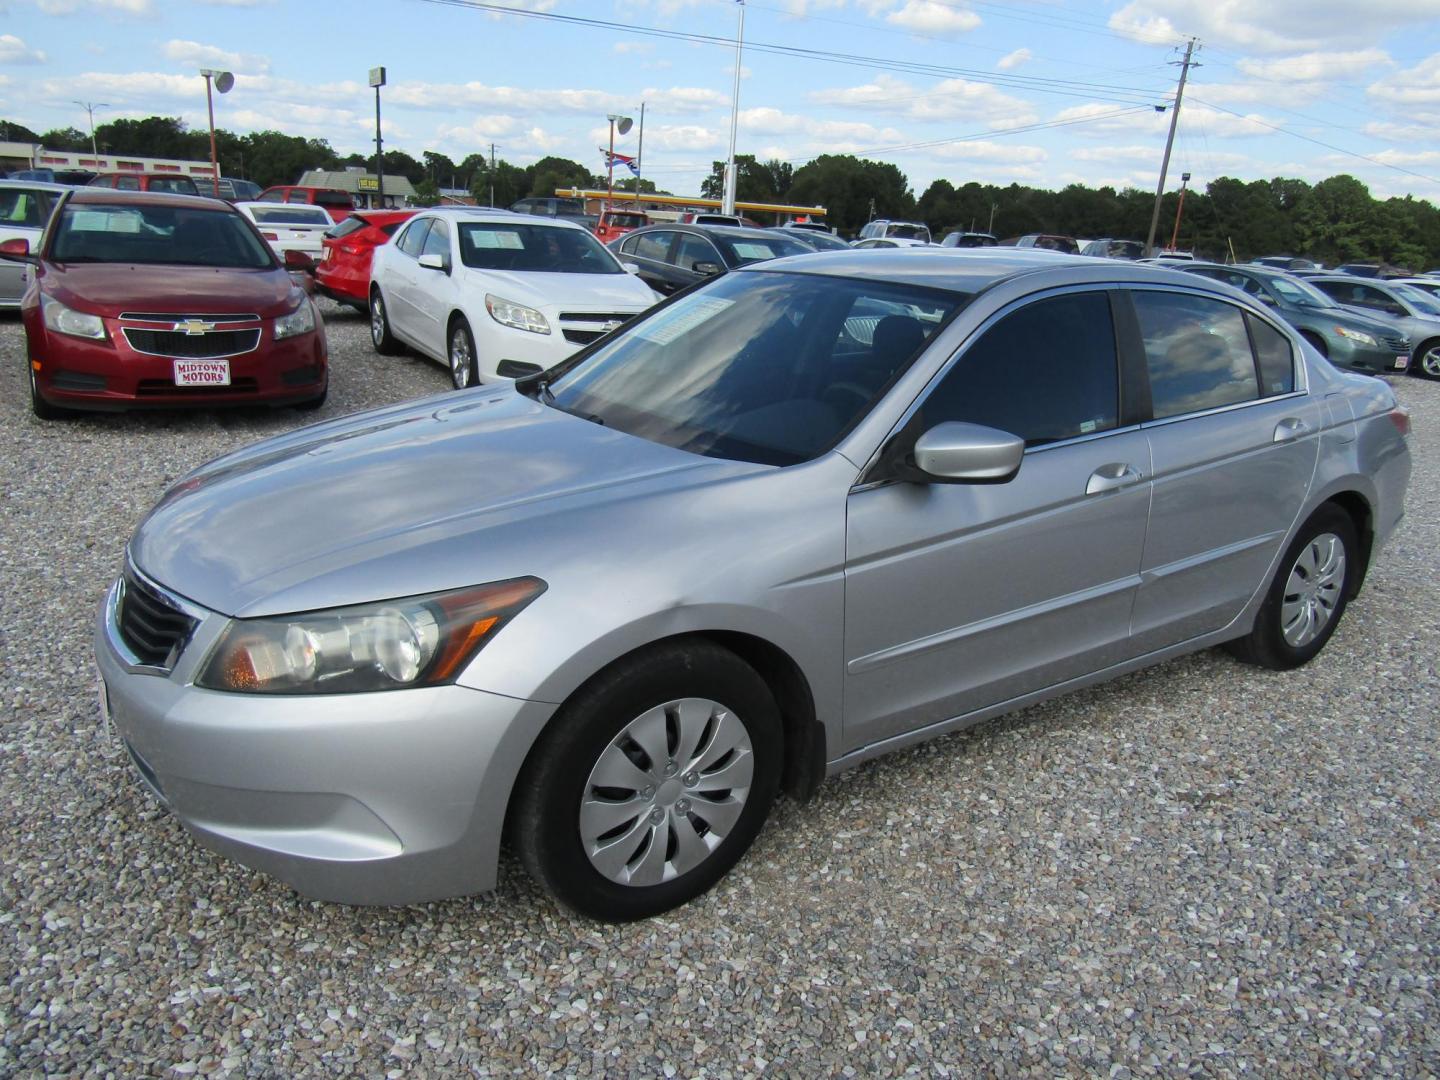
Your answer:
1;0;1439;206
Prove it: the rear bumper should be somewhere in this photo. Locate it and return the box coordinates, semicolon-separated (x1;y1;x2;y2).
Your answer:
315;262;369;308
95;579;557;904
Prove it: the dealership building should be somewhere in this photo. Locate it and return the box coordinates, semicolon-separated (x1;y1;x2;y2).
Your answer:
296;167;416;209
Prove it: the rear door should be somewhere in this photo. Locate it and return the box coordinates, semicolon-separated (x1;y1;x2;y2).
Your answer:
383;217;432;346
1126;288;1321;652
411;217;454;357
843;289;1153;752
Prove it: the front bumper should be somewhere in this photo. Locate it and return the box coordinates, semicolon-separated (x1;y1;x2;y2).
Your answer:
94;577;556;904
1329;336;1409;375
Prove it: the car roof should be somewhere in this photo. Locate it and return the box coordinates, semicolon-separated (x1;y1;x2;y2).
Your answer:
635;222;802;242
0;178;69;193
65;187;234;211
426;207;582;228
747;247;1237;297
235;200;330;213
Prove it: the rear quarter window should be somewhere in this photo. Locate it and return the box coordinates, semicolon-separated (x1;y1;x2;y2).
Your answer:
1247;315;1296;396
1133;291;1259;419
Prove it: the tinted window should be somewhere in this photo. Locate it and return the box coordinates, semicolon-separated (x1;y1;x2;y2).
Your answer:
396;218;431;257
258;189;286;202
315;191;354;208
674;233;720;271
918;292;1118;446
607;213;648;229
1247;314;1295;396
0;189;48;229
546;271;961;466
421;218;450;261
149;177;197;195
1134;291;1258;419
715;233;811;265
115;176;140;191
457;222;620;274
50;204;273;269
632;230;673;262
249;206;332;226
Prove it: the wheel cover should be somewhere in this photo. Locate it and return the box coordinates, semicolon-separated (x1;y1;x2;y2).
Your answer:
1280;532;1346;648
1422;345;1440;377
579;697;754;887
449;327;473;388
370;295;385;345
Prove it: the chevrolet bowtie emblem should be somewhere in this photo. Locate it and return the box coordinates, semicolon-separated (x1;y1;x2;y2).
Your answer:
174;319;216;335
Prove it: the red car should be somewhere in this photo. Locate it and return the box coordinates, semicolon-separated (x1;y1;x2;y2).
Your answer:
592;209;648;245
0;188;327;419
257;185;357;223
314;208;417;310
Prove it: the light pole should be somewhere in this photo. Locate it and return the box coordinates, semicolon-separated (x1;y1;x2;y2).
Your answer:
73;101;109;157
606;113;632;210
369;67;386;209
722;0;746;216
1169;171;1191;253
198;69;233;198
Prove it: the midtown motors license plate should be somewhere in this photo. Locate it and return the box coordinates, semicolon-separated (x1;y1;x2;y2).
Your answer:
173;359;231;386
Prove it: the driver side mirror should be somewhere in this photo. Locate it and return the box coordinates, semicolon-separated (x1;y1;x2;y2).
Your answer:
693;261;723;276
909;422;1025;484
622;262;642;274
0;237;37;265
418;252;450;274
283;249;315;272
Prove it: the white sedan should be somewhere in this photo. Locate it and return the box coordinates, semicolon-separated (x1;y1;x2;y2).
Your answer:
368;209;662;387
236;202;332;262
850;237;932;249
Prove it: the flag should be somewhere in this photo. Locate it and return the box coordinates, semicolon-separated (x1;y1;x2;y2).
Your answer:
601;148;640;176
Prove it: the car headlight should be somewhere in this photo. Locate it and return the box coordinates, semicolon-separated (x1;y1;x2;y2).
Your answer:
196;577;545;694
486;294;550;335
1334;326;1377;346
275;298;317;340
41;294;107;340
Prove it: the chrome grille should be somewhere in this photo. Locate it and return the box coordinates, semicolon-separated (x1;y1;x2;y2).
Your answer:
123;328;261;359
117;571;198;668
559;312;633;347
1382;334;1410;352
119;313;260;323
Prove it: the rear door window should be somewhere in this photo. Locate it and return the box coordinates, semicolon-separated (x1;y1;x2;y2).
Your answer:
1246;314;1296;397
917;291;1120;445
115;176;140;191
1133;290;1259;419
632;230;674;262
673;232;721;271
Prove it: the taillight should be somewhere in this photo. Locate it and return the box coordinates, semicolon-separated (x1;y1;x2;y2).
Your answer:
340;244;360;255
1388;406;1411;437
262;231;279;240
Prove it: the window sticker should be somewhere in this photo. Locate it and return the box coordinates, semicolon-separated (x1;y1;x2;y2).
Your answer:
633;296;735;345
69;210;142;233
467;230;526;250
730;242;777;261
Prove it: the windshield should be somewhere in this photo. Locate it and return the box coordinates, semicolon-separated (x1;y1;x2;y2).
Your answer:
714;233;812;266
1392;283;1440;316
148;177;197;195
1267;274;1333;308
458;221;620;274
249;206;332;226
605;213;647;229
886;223;931;241
544;270;964;466
50;203;275;268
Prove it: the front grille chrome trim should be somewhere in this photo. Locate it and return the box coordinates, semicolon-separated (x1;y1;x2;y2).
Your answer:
118;312;261;323
122;327;262;360
106;558;211;677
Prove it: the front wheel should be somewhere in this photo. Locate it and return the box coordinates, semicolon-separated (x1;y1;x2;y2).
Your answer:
29;365;74;421
511;640;781;921
448;318;478;389
369;288;402;356
1412;339;1440;380
1224;505;1357;670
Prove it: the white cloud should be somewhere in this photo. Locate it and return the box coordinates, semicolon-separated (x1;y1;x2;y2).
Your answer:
0;34;46;64
808;73;1036;127
1368;53;1440;107
996;48;1031;71
931;140;1047;164
1236;48;1389;82
194;0;274;5
36;0;152;14
1054;100;1274;139
161;39;269;75
387;80;724;116
884;0;980;36
1108;0;1440;53
612;41;653;55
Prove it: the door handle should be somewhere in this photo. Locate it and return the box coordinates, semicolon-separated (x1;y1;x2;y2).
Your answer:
1086;463;1144;495
1273;417;1311;443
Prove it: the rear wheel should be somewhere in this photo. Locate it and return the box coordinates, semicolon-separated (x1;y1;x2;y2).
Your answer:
1412;339;1440;380
512;640;781;921
448;317;478;389
1224;504;1357;670
369;288;401;355
29;365;74;421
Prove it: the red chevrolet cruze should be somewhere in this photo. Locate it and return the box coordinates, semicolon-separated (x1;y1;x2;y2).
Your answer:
1;188;327;419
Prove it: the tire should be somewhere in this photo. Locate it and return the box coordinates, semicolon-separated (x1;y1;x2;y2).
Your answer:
1299;331;1328;359
1411;339;1440;381
369;287;402;356
293;385;328;412
1224;504;1357;670
512;639;782;921
448;317;478;390
29;365;74;421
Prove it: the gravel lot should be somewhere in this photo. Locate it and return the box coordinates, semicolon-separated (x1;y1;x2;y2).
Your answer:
1;301;1437;1077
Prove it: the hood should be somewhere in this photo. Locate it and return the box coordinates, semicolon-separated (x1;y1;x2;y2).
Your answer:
130;388;761;617
46;263;295;318
462;267;655;313
1304;304;1402;336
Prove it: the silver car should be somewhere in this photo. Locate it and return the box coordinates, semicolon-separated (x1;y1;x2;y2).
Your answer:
1308;275;1440;380
96;250;1412;921
0;179;66;308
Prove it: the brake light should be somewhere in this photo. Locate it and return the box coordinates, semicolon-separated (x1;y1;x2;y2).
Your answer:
262;231;279;240
1388;406;1411;437
340;244;360;255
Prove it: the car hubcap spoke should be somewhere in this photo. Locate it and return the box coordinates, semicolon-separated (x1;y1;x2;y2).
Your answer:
450;331;471;387
1280;532;1345;648
579;696;752;887
1424;348;1440;376
371;299;384;342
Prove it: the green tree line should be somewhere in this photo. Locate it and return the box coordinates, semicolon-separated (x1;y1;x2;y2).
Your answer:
6;115;1436;268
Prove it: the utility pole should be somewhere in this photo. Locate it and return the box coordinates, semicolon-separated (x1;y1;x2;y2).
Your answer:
73;101;108;157
1169;171;1191;251
369;67;386;209
988;202;997;234
721;0;745;216
1146;37;1198;255
635;101;645;197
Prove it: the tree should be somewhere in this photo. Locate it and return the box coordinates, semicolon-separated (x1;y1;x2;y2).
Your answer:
422;150;458;187
787;155;913;234
1;119;42;143
615;176;667;195
413;178;441;207
527;155;599;197
1294;175;1375;264
698;155;794;203
469;159;527;207
39;127;88;152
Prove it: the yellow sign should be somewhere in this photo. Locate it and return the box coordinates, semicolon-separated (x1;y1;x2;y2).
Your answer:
357;177;379;192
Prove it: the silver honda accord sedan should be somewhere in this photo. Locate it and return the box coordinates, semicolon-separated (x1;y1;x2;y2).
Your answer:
96;249;1412;921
